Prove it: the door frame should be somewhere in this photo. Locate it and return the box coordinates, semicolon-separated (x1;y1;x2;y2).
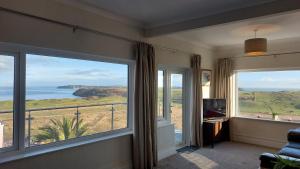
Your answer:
157;65;192;147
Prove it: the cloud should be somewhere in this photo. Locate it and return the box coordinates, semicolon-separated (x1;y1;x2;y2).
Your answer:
0;56;14;72
68;69;111;77
260;77;275;82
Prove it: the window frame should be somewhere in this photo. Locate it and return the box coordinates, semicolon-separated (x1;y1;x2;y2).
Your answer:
235;68;300;123
157;65;192;146
0;52;20;153
0;42;134;162
156;67;169;121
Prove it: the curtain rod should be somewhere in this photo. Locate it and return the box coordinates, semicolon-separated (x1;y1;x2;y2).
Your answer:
0;7;203;56
229;51;300;59
0;6;139;44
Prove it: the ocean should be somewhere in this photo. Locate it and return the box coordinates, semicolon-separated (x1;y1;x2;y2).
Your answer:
0;87;79;101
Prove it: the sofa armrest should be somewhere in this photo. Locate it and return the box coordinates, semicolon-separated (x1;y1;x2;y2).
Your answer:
288;128;300;143
260;153;277;168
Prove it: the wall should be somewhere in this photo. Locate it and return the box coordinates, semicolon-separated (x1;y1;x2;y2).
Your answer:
230;118;299;149
215;37;300;149
149;36;214;69
157;123;176;160
0;0;142;60
0;0;217;166
0;0;142;169
149;36;215;159
0;135;133;169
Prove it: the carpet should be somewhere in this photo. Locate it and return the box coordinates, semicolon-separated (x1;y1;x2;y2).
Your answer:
156;142;277;169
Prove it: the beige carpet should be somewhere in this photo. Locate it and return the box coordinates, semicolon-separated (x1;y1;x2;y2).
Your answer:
156;142;277;169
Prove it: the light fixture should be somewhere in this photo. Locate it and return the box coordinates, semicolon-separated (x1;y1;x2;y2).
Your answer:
244;29;267;56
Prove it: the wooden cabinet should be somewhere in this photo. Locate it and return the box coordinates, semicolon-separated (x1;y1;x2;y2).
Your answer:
203;118;230;148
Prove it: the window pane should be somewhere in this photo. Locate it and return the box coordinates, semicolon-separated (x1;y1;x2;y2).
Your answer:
157;70;164;118
25;54;128;147
238;70;300;122
0;55;14;149
170;73;183;145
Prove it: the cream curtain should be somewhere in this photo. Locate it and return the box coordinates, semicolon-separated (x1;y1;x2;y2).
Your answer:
133;42;157;169
214;58;235;117
191;55;203;147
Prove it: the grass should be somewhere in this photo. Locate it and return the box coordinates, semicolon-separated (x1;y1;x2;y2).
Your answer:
0;96;127;147
239;90;300;122
0;87;184;147
158;87;183;130
239;90;300;115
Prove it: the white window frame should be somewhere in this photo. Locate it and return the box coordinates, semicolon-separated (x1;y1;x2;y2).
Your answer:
157;69;166;121
157;65;192;147
0;42;134;163
235;68;300;123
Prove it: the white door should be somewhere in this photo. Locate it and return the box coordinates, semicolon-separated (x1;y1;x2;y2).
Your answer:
170;73;185;146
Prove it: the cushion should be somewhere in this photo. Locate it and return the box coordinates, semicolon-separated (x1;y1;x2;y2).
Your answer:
286;142;300;149
278;147;300;159
288;128;300;142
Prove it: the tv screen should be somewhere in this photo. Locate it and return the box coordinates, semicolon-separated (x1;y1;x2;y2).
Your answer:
203;99;226;118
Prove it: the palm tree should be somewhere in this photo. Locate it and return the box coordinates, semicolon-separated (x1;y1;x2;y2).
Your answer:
34;117;89;143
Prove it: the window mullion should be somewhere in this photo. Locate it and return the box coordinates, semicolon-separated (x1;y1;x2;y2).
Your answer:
165;70;171;121
16;52;26;151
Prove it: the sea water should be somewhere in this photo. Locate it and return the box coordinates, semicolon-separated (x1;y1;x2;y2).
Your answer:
0;86;78;101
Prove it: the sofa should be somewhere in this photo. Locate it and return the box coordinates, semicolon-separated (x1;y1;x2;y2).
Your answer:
260;128;300;169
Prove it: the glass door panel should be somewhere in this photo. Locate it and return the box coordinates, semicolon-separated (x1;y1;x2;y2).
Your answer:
170;73;183;146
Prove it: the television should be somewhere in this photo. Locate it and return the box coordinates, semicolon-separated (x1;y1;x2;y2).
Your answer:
203;99;226;118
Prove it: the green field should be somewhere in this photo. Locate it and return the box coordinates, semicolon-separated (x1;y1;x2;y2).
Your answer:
1;87;183;147
157;87;183;131
0;96;127;147
239;90;300;119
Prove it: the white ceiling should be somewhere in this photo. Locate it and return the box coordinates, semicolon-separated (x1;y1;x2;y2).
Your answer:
75;0;274;27
166;11;300;47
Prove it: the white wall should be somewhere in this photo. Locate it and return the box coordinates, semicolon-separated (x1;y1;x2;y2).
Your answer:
149;36;215;159
0;0;217;166
157;123;176;160
215;38;300;70
215;38;300;149
149;37;214;69
230;118;299;149
0;135;133;169
0;1;141;169
0;0;142;60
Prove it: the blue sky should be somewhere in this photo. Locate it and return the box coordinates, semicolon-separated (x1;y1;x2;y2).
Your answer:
158;70;183;87
2;54;299;89
238;71;300;89
0;54;128;87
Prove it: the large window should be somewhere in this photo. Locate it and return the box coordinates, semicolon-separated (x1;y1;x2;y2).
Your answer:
157;70;164;119
0;45;132;159
157;68;188;146
237;70;300;122
0;54;15;150
25;54;129;147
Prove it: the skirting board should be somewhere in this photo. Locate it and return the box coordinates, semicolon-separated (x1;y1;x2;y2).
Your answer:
158;147;177;161
231;133;286;149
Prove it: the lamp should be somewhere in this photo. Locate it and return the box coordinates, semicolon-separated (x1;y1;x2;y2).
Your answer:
244;30;267;56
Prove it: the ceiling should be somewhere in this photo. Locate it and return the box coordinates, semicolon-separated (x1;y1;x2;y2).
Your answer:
75;0;274;27
165;11;300;47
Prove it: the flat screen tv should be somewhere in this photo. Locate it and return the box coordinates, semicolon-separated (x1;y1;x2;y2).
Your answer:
203;99;226;118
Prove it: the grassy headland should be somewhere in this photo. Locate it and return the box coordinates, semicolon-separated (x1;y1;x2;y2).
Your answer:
239;90;300;116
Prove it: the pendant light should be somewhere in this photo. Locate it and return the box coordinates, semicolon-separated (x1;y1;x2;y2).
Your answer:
244;29;267;56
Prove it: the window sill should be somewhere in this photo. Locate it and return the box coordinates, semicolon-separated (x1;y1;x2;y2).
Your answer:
0;129;133;165
157;120;172;128
233;116;300;125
